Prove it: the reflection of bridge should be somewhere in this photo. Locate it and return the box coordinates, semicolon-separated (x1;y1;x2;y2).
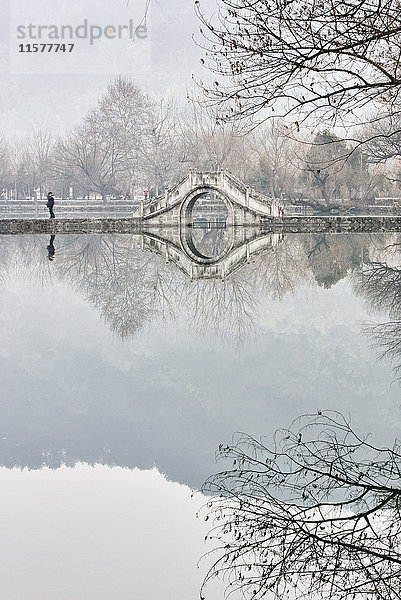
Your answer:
141;171;282;226
141;227;283;279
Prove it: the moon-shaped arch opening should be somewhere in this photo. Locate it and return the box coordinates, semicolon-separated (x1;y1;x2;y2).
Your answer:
184;190;231;261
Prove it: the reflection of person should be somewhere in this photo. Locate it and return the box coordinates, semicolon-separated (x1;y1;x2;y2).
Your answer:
46;192;55;218
47;235;55;261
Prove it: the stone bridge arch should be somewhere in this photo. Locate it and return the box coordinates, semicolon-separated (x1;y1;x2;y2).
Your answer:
141;171;282;226
179;185;234;228
141;228;283;280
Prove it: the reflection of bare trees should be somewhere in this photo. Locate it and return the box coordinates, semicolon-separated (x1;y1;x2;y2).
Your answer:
201;412;401;600
1;231;390;345
5;230;401;370
191;227;230;259
186;278;260;348
1;234;261;342
246;235;311;299
357;263;401;315
0;235;159;337
355;254;401;379
55;236;173;337
0;237;14;284
367;320;401;377
304;234;368;288
0;233;265;343
0;234;56;287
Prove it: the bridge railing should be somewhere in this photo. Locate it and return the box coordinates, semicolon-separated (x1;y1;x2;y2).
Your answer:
142;194;167;217
224;172;272;205
252;190;273;205
224;171;248;195
166;173;190;198
142;170;277;219
142;173;193;217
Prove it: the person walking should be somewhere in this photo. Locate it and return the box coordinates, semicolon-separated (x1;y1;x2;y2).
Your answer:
46;192;55;218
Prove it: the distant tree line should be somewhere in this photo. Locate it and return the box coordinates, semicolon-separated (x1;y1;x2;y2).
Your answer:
1;76;401;208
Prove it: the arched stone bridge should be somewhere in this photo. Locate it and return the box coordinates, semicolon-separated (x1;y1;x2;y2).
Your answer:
141;226;283;280
141;170;282;226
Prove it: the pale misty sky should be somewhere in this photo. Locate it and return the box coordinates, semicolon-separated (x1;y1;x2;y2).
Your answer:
0;0;214;136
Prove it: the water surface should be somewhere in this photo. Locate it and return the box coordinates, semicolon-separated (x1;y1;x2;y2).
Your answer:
1;231;400;598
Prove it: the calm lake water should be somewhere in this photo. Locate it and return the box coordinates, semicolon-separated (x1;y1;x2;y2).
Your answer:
1;230;400;599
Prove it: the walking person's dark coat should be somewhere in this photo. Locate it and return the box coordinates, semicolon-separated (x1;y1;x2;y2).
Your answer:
47;192;55;219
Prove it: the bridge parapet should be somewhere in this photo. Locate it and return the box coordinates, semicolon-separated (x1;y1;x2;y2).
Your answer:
142;172;193;218
142;170;279;223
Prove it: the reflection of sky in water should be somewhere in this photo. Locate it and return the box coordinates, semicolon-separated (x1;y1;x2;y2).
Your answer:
1;232;401;599
0;465;223;600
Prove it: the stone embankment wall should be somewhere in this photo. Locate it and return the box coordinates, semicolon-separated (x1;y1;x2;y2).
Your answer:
1;215;401;235
268;216;401;232
0;218;142;235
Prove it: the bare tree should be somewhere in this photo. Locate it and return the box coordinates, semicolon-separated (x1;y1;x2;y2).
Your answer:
97;76;153;197
8;139;33;200
181;99;250;173
359;114;401;194
55;111;127;202
54;77;154;201
196;0;401;127
200;411;401;600
27;127;55;199
141;96;190;194
247;120;301;198
0;136;14;197
364;115;401;163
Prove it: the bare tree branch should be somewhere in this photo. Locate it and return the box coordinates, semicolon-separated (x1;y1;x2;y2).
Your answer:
200;411;401;600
